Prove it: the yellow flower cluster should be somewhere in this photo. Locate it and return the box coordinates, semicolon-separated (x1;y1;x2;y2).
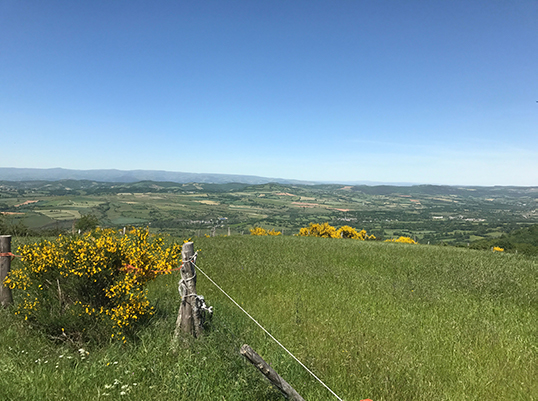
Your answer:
250;227;282;236
250;227;267;236
492;246;504;252
4;228;183;341
384;236;417;244
299;222;339;238
297;223;376;240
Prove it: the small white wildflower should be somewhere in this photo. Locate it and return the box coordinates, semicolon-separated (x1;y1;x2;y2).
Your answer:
120;391;126;396
104;385;112;389
59;355;64;358
78;348;89;356
113;379;120;385
113;361;118;365
121;385;128;390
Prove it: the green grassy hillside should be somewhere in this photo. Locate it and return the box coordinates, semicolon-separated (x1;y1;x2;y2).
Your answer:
1;236;536;400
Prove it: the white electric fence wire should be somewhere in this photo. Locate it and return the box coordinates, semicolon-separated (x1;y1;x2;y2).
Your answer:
191;260;344;401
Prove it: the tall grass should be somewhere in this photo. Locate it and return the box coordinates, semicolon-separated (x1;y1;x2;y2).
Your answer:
1;235;536;400
192;236;537;400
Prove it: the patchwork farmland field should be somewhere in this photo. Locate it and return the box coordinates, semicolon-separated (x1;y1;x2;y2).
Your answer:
0;180;537;245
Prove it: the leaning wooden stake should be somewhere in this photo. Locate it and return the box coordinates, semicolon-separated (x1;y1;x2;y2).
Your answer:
0;235;13;308
240;344;305;401
174;241;203;338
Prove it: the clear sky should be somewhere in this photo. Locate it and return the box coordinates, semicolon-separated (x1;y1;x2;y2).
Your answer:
1;0;537;186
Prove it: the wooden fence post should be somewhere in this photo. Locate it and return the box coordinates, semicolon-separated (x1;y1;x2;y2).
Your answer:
240;344;305;401
0;235;13;308
174;241;203;338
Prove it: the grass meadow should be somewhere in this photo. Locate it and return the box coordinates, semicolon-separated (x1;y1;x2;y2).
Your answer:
1;236;536;400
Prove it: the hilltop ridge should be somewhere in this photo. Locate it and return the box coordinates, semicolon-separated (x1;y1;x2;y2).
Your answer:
0;167;314;185
0;167;422;186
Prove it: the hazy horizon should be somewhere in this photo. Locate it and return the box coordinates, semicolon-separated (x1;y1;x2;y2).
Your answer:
3;166;537;187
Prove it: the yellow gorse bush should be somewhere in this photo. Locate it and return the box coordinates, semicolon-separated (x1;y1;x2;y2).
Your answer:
299;222;339;238
384;236;417;244
297;223;376;240
250;227;282;236
250;227;268;236
3;227;183;343
492;246;504;252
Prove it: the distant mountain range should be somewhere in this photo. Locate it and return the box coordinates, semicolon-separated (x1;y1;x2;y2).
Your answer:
0;167;318;185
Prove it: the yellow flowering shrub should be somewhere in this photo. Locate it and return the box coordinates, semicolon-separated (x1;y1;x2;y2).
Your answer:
3;228;182;343
250;227;268;236
384;236;417;244
299;227;310;236
250;227;282;236
298;222;340;238
298;223;375;240
492;246;504;252
337;225;363;239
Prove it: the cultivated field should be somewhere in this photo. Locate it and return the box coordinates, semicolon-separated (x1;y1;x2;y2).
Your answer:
1;180;537;245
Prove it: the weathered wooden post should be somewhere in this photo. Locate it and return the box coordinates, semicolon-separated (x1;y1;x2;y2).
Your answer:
240;344;305;401
0;235;14;308
174;241;204;338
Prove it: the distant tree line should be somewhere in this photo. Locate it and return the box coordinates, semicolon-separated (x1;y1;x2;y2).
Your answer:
469;224;538;256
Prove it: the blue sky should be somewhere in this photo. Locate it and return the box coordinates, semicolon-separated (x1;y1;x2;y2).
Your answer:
1;0;537;185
